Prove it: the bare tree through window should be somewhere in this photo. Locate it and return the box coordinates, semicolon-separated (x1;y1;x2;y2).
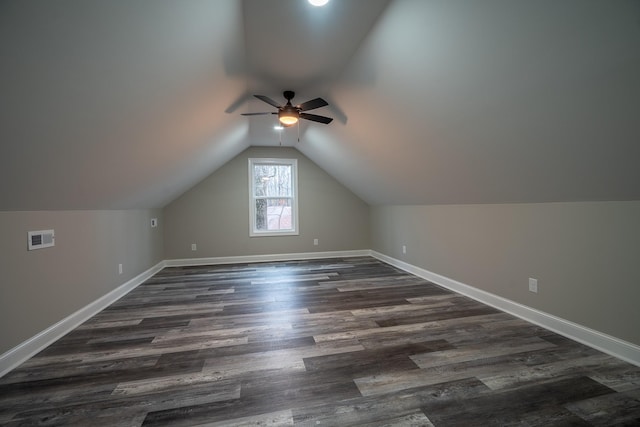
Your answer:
249;159;298;236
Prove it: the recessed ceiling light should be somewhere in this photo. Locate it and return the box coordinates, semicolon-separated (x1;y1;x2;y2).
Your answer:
308;0;329;6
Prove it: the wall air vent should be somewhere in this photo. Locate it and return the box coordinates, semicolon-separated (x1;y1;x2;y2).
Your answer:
28;229;55;251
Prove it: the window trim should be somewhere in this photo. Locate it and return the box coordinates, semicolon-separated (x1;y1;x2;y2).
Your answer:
248;157;299;237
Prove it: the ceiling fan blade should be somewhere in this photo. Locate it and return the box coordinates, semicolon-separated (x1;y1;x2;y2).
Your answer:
300;113;333;124
254;95;282;108
241;112;277;116
297;97;329;111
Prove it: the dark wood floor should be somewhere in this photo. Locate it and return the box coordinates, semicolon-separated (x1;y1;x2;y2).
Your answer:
2;257;640;426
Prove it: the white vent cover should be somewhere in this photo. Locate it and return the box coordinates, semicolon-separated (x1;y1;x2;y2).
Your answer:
28;229;55;251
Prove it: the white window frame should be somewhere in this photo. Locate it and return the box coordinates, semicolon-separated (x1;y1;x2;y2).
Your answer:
248;158;299;237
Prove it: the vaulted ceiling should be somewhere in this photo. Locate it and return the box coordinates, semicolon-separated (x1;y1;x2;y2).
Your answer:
1;0;639;210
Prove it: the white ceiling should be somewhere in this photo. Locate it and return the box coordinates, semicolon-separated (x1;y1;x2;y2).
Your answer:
1;0;639;210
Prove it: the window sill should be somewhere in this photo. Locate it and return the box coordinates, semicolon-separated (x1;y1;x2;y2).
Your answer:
250;230;299;237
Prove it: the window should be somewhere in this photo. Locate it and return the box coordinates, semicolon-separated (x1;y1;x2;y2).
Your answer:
249;158;298;236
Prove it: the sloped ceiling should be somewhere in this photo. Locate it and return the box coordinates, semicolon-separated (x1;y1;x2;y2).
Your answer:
0;0;250;210
1;0;639;210
299;0;640;205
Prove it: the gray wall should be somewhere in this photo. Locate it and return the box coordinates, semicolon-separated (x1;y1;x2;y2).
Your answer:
163;146;370;259
0;209;164;354
371;201;640;346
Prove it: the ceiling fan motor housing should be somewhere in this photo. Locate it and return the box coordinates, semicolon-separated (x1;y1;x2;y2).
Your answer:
283;90;296;102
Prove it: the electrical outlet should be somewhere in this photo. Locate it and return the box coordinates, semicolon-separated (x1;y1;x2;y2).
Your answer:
529;278;538;293
313;238;319;246
191;243;197;251
402;245;407;254
150;218;158;228
118;264;123;275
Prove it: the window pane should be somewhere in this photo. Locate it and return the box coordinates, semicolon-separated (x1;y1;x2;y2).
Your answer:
254;198;292;231
249;158;298;237
253;164;292;197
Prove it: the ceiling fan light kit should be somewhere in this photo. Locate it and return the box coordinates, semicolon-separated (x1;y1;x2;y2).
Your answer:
278;105;299;126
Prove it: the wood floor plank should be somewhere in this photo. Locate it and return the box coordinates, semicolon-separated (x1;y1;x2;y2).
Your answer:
1;257;639;425
564;390;640;426
192;408;295;426
422;376;613;426
291;377;491;426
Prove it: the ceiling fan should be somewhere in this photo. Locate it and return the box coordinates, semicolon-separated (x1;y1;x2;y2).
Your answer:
242;90;333;126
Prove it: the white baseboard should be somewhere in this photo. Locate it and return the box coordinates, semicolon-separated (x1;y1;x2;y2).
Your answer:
0;261;166;378
4;249;638;379
0;250;368;377
164;249;371;267
371;250;640;367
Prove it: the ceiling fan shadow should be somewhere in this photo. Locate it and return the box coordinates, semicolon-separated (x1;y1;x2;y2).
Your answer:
324;96;348;125
224;92;252;114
